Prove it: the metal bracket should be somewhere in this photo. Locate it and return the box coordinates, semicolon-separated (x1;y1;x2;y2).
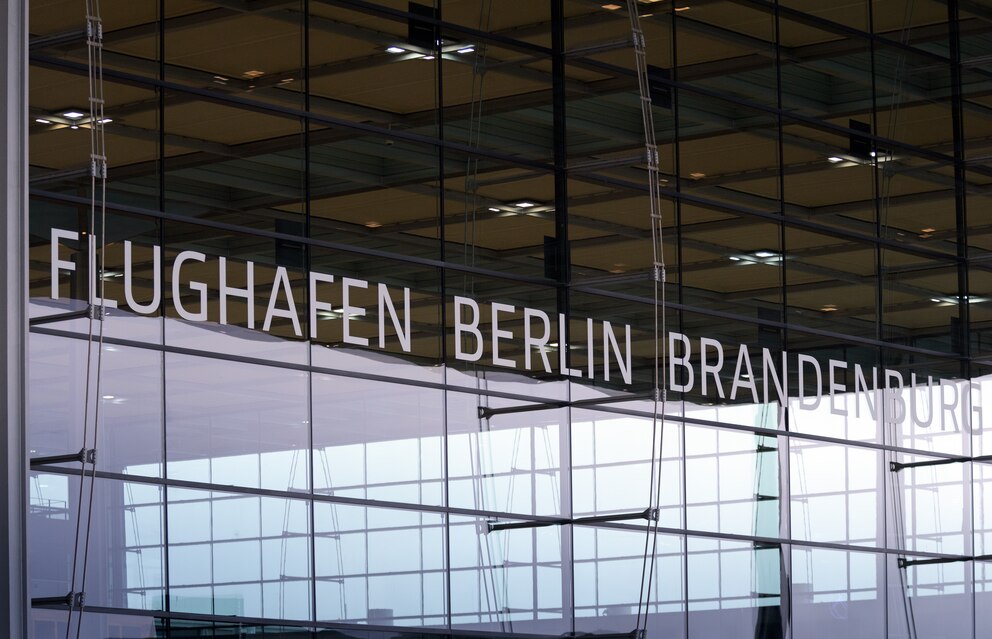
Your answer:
30;447;96;468
31;592;83;609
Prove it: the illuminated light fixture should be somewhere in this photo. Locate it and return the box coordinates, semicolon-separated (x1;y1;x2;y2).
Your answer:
101;395;115;400
386;46;406;53
513;200;538;208
675;5;691;11
61;110;85;120
422;54;435;60
488;207;500;212
279;77;294;84
920;227;936;233
827;156;844;163
729;256;741;261
602;3;622;8
820;304;838;312
609;263;627;274
931;298;942;303
689;171;706;179
70;125;79;130
98;118;112;124
242;69;265;79
457;46;475;54
364;221;382;228
35;118;52;124
752;250;779;259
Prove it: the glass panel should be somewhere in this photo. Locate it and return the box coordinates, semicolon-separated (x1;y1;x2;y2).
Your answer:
571;410;682;529
573;528;685;639
28;334;163;477
791;546;884;638
447;392;565;518
449;514;569;634
789;440;883;547
685;426;780;538
314;502;445;626
886;553;973;639
30;609;166;639
687;537;783;639
166;1;305;109
312;375;444;507
167;487;312;621
677;92;780;213
888;453;971;556
165;354;310;492
29;474;165;610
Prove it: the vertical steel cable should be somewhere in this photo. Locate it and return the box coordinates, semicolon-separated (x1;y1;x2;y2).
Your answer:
623;2;668;636
69;1;109;637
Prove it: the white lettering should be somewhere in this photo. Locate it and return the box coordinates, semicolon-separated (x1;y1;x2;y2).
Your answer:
523;308;552;373
172;251;208;322
123;241;161;315
308;271;334;340
341;277;369;346
50;228;78;300
263;266;302;337
699;337;725;399
219;257;253;328
89;235;118;309
797;354;821;410
491;303;516;368
829;359;848;416
455;296;483;362
603;320;632;385
730;345;758;403
378;284;411;352
669;332;693;393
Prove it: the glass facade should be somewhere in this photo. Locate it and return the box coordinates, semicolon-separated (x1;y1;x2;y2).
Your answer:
23;1;992;638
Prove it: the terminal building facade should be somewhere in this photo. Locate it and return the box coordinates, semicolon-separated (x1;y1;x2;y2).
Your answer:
13;0;992;637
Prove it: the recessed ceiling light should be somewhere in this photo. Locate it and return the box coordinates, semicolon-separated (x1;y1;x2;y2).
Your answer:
386;46;406;54
34;118;52;124
689;172;706;179
820;304;838;312
101;395;115;400
488;207;500;212
98;118;112;124
457;46;475;54
422;55;435;60
753;250;778;259
827;156;844;163
931;298;942;303
920;227;936;233
514;200;538;208
243;70;265;79
729;256;741;261
602;3;622;8
61;110;85;120
675;6;691;11
364;221;382;228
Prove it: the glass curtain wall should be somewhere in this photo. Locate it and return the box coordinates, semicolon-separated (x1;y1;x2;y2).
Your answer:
24;1;992;638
